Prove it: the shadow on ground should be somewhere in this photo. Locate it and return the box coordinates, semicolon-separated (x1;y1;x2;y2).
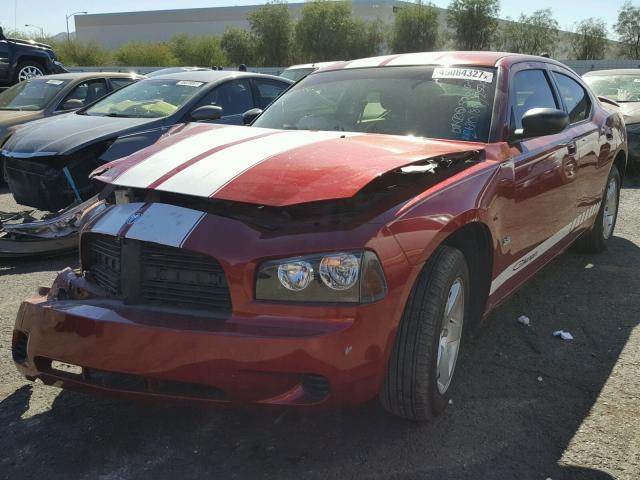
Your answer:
2;184;639;478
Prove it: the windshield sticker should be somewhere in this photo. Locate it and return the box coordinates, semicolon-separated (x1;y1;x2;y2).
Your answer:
433;67;494;84
634;79;640;83
46;80;64;85
176;80;204;87
450;80;491;141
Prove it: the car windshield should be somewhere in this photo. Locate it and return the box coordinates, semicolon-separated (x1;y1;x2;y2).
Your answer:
584;74;640;102
84;78;206;118
0;78;70;111
280;68;316;82
255;66;497;142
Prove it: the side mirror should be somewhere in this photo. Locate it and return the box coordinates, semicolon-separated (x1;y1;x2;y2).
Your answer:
191;105;223;121
60;98;85;111
243;108;263;125
513;108;569;140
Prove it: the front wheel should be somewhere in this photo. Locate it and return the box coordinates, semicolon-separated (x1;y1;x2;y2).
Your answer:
380;245;470;421
574;164;621;253
15;62;45;83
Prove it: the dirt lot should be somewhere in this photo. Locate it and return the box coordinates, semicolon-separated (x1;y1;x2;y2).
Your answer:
1;180;639;480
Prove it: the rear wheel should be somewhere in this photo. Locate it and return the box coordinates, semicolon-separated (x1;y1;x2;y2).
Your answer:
574;165;621;253
380;246;469;421
15;62;45;83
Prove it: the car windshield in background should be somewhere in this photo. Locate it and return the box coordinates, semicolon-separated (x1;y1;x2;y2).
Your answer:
280;68;316;82
255;66;497;142
84;79;206;118
584;74;640;102
0;78;70;111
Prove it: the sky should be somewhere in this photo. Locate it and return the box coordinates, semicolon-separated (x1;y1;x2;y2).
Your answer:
1;0;630;38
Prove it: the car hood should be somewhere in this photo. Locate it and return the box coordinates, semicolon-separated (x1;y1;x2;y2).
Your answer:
94;123;485;207
7;37;52;50
0;110;43;143
1;113;162;157
619;102;640;125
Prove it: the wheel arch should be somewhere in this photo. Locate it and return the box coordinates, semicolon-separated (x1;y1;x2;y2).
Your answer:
14;54;48;72
613;149;627;181
440;221;493;325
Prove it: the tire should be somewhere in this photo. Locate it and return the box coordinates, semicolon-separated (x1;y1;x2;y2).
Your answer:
380;245;470;421
574;165;621;254
14;61;46;83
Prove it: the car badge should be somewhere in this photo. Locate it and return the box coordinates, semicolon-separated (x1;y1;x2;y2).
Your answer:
125;211;143;225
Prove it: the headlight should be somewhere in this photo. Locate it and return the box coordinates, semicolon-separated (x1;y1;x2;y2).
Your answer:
256;250;387;303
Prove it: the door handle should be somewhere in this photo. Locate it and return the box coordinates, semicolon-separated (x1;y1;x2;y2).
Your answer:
567;142;577;155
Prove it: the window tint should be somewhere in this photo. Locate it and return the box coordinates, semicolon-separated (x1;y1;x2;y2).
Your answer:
58;79;108;110
110;78;136;91
552;72;591;123
511;70;558;131
254;80;288;108
199;80;253;116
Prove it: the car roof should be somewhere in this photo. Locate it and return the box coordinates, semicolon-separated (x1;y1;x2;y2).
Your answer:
147;70;292;83
583;69;640;76
285;61;343;70
40;72;144;81
318;51;567;72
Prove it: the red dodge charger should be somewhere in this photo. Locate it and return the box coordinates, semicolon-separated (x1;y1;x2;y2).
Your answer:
12;52;627;421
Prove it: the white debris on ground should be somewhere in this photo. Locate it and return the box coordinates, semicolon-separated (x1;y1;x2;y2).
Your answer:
537;376;543;382
517;315;531;326
553;330;574;341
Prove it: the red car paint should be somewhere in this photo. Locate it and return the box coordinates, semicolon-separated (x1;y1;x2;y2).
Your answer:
13;52;627;408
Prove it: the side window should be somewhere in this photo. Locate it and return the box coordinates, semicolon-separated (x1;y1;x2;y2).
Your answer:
552;72;591;124
110;78;136;91
57;79;108;110
197;80;253;117
254;80;288;109
511;70;558;131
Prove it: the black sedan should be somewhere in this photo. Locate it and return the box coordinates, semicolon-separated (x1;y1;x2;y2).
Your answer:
1;71;292;212
0;72;142;146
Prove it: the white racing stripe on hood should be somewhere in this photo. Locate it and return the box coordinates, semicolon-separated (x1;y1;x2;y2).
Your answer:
157;130;361;197
90;203;143;236
124;203;206;247
113;126;268;188
88;202;205;247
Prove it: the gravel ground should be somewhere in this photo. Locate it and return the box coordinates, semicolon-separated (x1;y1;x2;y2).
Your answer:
0;179;639;480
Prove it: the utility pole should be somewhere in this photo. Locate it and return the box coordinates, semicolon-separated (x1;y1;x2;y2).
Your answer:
66;11;87;42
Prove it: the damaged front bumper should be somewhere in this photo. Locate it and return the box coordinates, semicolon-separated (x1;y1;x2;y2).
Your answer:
0;196;105;258
12;268;392;407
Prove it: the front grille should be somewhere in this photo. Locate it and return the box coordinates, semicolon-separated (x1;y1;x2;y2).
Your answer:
83;234;231;314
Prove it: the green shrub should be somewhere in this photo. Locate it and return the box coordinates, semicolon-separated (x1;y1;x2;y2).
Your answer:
114;41;177;66
50;40;112;66
171;34;227;67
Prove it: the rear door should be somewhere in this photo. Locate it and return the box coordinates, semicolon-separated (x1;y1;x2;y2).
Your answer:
251;78;290;109
548;68;604;231
493;63;579;295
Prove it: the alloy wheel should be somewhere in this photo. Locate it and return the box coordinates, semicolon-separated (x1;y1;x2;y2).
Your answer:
436;277;465;394
18;65;44;82
602;177;619;240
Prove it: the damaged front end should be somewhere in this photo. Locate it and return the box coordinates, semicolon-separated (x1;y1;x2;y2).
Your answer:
0;196;106;258
2;141;112;212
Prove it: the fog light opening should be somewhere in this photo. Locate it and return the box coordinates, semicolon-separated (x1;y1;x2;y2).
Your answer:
301;374;330;401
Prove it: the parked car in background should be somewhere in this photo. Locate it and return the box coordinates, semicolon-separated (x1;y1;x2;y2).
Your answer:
0;27;67;86
1;71;292;212
279;61;342;82
583;69;640;169
146;66;212;78
12;52;627;421
0;72;143;147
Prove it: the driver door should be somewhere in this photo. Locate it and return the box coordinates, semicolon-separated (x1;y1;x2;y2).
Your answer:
495;63;579;296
